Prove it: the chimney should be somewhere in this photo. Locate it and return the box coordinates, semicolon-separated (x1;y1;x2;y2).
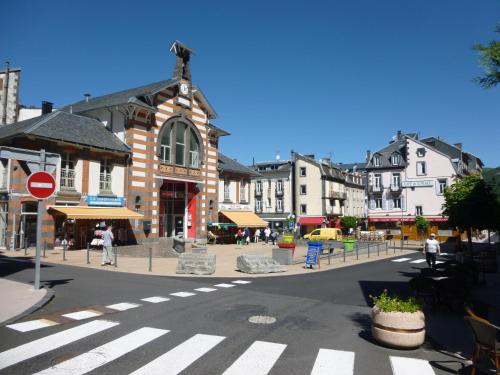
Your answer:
454;143;462;150
170;40;193;81
84;93;91;102
366;150;372;162
41;101;53;115
397;130;402;140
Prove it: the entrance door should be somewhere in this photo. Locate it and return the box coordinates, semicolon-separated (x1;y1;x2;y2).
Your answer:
174;215;184;236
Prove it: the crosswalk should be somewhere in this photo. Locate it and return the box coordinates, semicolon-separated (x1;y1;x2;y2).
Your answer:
0;318;438;374
391;257;445;265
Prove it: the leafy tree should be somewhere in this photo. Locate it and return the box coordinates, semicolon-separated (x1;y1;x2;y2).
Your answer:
341;216;358;230
474;24;500;88
443;174;500;250
415;216;430;242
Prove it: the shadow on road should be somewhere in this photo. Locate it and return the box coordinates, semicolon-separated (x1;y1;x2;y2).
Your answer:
0;254;53;278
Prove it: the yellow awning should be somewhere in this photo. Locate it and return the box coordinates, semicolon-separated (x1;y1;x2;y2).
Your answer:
220;211;268;228
49;206;144;220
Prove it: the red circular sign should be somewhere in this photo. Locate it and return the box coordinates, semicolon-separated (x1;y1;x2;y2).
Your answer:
27;171;56;199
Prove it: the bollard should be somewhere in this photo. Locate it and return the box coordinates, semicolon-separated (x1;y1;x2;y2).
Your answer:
356;243;359;260
367;243;370;258
63;244;67;261
43;242;46;258
24;239;28;255
148;247;152;272
86;243;90;264
393;240;396;254
343;246;346;262
114;245;117;268
377;243;380;256
386;242;388;255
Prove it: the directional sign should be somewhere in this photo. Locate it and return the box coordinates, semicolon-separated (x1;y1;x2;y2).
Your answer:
27;171;56;199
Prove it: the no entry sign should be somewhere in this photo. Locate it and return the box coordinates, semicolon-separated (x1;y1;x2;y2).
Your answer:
27;171;56;199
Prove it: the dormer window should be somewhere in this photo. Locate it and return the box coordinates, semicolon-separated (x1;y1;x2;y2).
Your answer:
391;153;400;166
417;148;426;157
373;155;381;167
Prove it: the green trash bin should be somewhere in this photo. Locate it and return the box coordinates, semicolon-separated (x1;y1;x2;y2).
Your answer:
342;239;357;252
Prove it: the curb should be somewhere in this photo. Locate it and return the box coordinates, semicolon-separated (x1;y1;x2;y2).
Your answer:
0;287;55;327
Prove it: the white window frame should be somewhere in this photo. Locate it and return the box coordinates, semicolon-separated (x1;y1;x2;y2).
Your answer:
267;197;272;208
256;181;262;194
240;180;247;202
276;198;283;212
255;199;262;212
373;155;381;167
300;167;306;177
300;184;307;195
391;153;400;166
224;179;230;201
392;173;401;188
375;198;382;209
99;159;112;193
60;153;75;190
374;174;382;190
416;205;423;216
438;179;447;195
276;179;283;193
416;161;427;176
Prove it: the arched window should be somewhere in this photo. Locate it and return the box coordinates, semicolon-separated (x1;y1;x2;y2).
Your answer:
189;128;200;168
157;117;203;168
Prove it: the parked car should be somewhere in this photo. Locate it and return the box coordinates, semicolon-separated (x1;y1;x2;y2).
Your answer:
303;228;342;241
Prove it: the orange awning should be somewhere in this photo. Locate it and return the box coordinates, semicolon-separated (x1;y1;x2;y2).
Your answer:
220;211;268;228
49;206;143;220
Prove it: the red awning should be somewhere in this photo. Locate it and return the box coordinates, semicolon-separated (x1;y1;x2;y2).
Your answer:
298;216;325;225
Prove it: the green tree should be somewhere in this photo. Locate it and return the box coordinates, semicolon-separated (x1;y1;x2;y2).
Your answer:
474;24;500;88
415;216;430;243
443;174;500;251
341;216;358;231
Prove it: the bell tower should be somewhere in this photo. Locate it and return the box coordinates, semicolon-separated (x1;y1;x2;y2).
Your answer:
170;40;194;82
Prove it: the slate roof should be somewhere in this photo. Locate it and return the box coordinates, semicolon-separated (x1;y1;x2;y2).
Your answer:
366;139;406;169
218;153;261;177
0;111;130;153
61;80;178;114
336;162;367;173
421;137;461;160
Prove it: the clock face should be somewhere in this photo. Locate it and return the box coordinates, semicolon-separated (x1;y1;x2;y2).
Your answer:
180;83;189;95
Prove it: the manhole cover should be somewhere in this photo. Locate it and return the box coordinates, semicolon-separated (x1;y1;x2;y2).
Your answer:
248;315;277;324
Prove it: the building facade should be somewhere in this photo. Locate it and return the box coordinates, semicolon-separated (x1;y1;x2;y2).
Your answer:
248;160;293;230
0;63;21;126
366;131;483;240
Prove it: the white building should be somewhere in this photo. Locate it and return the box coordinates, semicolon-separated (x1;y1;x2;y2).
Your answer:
366;131;483;240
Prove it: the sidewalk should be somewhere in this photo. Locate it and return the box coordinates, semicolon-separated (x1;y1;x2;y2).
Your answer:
1;243;417;278
0;278;52;325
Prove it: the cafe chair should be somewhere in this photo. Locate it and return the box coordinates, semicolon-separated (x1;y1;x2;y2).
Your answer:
465;316;500;375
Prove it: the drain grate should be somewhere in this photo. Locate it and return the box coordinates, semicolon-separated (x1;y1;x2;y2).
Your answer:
248;315;277;324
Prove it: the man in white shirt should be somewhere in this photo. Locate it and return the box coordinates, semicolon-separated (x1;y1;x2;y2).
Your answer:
102;225;114;266
424;233;441;269
264;227;271;244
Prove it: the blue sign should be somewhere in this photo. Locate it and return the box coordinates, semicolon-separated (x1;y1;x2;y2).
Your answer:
305;248;320;267
288;221;294;230
87;196;124;207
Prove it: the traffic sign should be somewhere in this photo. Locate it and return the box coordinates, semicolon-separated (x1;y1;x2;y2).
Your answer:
27;171;56;199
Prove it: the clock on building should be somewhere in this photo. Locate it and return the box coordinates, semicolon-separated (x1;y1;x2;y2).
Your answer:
179;83;189;96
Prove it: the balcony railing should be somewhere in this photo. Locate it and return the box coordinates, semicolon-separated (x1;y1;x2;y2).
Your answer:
255;189;262;197
99;173;112;193
370;184;383;193
275;188;284;196
60;169;75;190
390;184;402;192
329;191;347;200
255;206;262;213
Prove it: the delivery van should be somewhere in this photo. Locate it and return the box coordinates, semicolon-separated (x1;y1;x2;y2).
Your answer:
303;228;342;241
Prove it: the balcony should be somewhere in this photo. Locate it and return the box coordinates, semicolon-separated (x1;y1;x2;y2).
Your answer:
255;207;262;213
370;184;384;193
276;206;284;213
390;184;402;193
329;191;347;200
275;188;284;197
255;189;262;197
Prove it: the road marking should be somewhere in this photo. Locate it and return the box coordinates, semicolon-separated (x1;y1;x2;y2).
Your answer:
391;258;412;262
34;327;168;375
435;261;444;264
6;319;59;332
130;333;225;375
222;341;287;375
232;280;252;284
106;302;141;311
409;259;427;264
141;297;170;303
170;292;196;297
390;356;436;375
311;348;355;375
194;287;217;292
62;310;102;320
0;320;119;371
439;253;451;256
214;283;235;288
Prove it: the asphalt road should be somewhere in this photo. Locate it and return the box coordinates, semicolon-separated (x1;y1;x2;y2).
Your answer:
0;253;465;375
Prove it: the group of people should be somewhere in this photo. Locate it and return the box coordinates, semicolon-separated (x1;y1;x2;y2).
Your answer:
235;227;278;245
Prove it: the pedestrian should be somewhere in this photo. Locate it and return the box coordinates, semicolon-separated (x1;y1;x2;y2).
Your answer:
424;233;440;269
235;228;243;244
264;227;271;244
254;228;261;243
244;227;250;245
102;225;114;266
270;229;278;245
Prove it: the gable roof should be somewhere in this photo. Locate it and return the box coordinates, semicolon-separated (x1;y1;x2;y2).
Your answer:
366;139;407;169
218;153;261;177
0;111;130;153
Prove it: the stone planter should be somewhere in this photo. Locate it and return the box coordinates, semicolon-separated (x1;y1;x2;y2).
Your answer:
371;306;425;349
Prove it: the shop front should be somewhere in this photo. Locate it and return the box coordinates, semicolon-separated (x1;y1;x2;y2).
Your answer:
297;216;326;237
159;180;198;239
368;216;457;241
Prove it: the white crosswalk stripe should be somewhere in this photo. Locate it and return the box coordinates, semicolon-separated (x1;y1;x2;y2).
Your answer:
390;356;436;375
106;302;141;311
222;340;287;375
194;287;217;292
34;327;168;375
141;296;170;303
7;319;58;332
62;310;103;320
130;333;225;375
0;320;119;371
170;292;196;297
409;259;427;264
311;349;355;375
232;280;252;284
391;258;412;262
214;283;235;288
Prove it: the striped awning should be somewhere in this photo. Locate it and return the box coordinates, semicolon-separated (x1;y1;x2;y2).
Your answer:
49;206;143;220
220;211;268;228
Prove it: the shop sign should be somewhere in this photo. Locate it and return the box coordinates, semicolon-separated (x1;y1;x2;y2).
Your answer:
86;196;124;207
219;203;251;211
401;180;433;188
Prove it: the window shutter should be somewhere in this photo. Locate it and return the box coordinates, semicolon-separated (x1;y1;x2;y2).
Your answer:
434;180;440;195
402;196;406;211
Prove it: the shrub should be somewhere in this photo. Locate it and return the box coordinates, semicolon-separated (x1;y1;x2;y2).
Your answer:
370;290;421;313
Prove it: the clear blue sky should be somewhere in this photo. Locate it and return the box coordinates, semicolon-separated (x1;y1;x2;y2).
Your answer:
2;0;499;166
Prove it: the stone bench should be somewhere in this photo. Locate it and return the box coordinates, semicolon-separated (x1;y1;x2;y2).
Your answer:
237;254;287;274
176;253;216;275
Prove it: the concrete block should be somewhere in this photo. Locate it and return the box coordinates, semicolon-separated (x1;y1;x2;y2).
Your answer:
176;253;216;275
272;248;294;265
237;254;287;274
192;247;208;254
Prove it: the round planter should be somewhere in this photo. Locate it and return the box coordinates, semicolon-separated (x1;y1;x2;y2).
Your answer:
277;242;295;256
282;234;295;244
342;239;357;252
371;306;425;349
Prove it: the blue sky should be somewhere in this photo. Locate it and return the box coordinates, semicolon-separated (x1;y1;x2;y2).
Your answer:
2;0;499;166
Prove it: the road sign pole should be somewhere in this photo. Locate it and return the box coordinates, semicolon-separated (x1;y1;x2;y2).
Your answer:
34;149;46;290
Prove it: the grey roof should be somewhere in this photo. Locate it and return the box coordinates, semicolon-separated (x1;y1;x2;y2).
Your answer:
61;79;178;114
336;162;367;173
366;139;406;169
207;122;230;136
421;137;461;160
218;153;261;177
0;111;130;153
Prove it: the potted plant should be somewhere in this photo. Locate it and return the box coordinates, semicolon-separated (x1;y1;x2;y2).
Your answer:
341;216;358;251
370;290;425;349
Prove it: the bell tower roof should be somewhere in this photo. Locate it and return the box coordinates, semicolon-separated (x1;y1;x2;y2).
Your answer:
170;40;194;82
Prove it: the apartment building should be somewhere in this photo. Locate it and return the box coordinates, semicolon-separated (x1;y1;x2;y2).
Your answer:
366;131;483;240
